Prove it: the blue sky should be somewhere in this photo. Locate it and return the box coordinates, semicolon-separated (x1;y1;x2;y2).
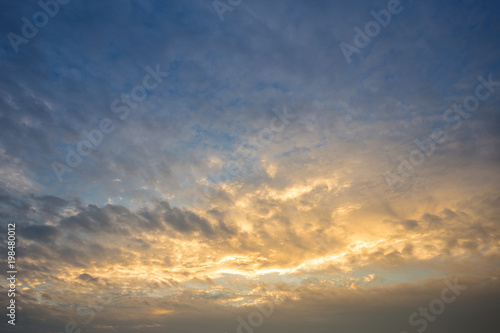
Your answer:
1;0;500;332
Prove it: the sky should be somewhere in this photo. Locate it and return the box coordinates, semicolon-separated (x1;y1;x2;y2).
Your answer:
0;0;500;332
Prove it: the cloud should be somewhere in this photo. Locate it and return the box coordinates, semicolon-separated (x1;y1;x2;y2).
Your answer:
1;0;500;332
20;224;61;242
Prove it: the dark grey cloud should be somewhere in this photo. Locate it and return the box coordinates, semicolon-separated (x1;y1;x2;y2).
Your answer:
20;224;60;242
77;273;100;284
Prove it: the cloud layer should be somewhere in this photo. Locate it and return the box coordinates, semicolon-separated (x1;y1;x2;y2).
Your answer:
1;0;500;332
